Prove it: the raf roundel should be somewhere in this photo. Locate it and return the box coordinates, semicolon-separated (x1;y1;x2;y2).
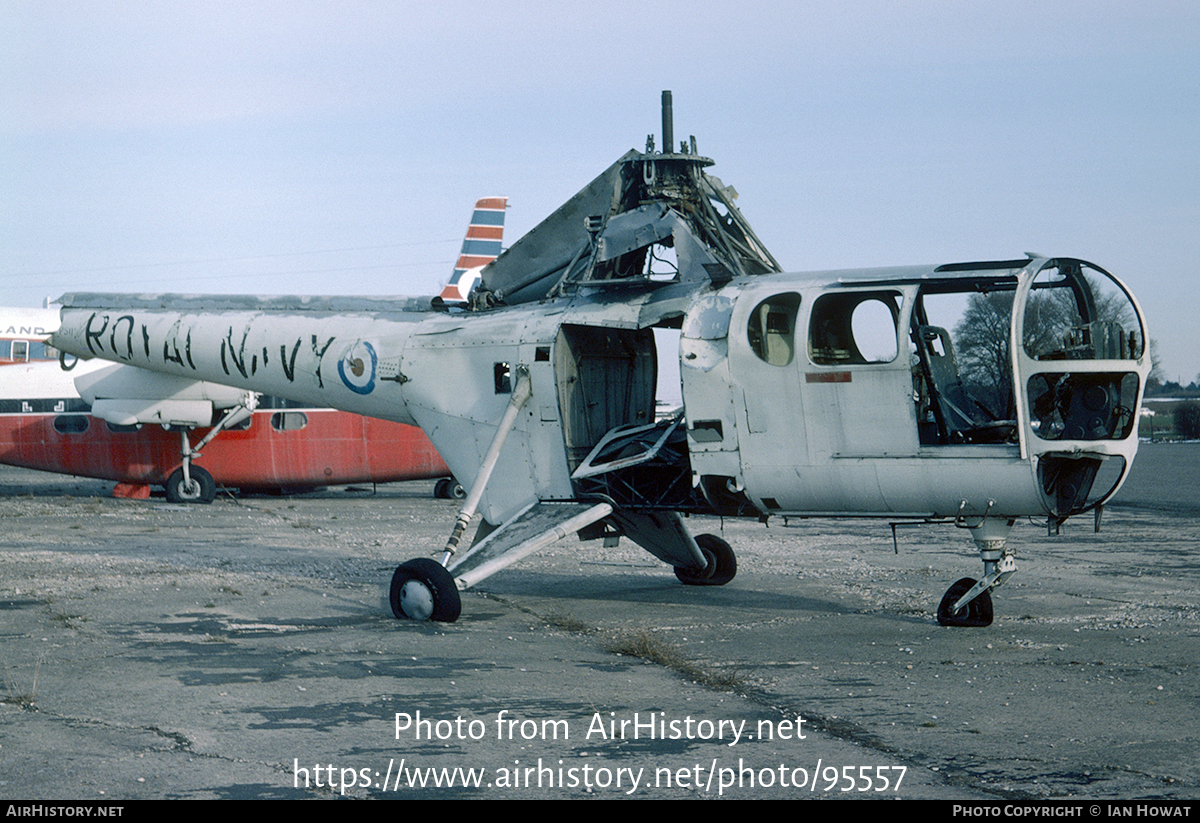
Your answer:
337;340;377;395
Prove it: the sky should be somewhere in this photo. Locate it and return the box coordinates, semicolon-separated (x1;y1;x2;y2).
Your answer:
3;1;1198;383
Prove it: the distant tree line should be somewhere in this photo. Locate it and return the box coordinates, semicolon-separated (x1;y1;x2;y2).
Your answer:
1146;378;1200;398
1176;402;1200;439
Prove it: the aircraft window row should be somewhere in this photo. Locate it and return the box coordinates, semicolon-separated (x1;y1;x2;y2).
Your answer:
0;340;57;361
80;418;261;435
744;291;903;368
86;413;283;433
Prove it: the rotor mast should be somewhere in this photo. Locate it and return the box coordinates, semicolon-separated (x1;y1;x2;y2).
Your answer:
475;92;781;306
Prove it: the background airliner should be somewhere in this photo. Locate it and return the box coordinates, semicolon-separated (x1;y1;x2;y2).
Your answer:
0;197;507;501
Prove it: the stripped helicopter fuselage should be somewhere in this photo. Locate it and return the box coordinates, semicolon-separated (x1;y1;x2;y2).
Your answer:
51;94;1149;625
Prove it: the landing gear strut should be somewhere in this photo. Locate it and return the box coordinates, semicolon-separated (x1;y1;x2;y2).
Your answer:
162;398;256;504
391;366;533;623
937;578;994;627
166;464;216;504
937;517;1016;628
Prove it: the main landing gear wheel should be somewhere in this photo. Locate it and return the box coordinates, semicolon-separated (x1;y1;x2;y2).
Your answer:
165;465;216;504
674;534;737;586
390;558;462;623
433;478;466;499
937;577;994;627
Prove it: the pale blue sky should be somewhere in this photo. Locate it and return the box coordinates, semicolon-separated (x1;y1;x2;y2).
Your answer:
4;1;1198;381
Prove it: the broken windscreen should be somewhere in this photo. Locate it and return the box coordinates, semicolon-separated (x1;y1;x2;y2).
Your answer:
1022;260;1144;362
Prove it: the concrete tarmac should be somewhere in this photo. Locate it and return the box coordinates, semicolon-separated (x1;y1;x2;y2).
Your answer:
1;444;1196;799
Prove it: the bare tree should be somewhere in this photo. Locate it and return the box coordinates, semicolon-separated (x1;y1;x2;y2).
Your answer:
953;291;1014;419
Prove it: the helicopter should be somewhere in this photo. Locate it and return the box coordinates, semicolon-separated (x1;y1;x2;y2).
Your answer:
51;92;1150;627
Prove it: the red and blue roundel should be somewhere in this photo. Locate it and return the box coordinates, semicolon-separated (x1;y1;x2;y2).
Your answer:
338;341;377;395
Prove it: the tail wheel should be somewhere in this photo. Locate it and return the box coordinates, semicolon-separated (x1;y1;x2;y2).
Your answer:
675;533;737;586
937;577;994;627
165;466;216;504
390;558;461;622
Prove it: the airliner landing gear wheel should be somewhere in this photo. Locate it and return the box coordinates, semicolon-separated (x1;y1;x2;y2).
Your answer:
390;558;462;622
165;466;216;504
434;478;466;499
937;577;994;627
674;534;737;586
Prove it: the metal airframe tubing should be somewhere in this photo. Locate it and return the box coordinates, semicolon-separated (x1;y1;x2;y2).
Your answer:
439;365;533;566
454;502;614;589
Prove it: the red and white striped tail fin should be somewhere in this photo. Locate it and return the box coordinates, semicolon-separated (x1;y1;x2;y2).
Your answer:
439;197;508;303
